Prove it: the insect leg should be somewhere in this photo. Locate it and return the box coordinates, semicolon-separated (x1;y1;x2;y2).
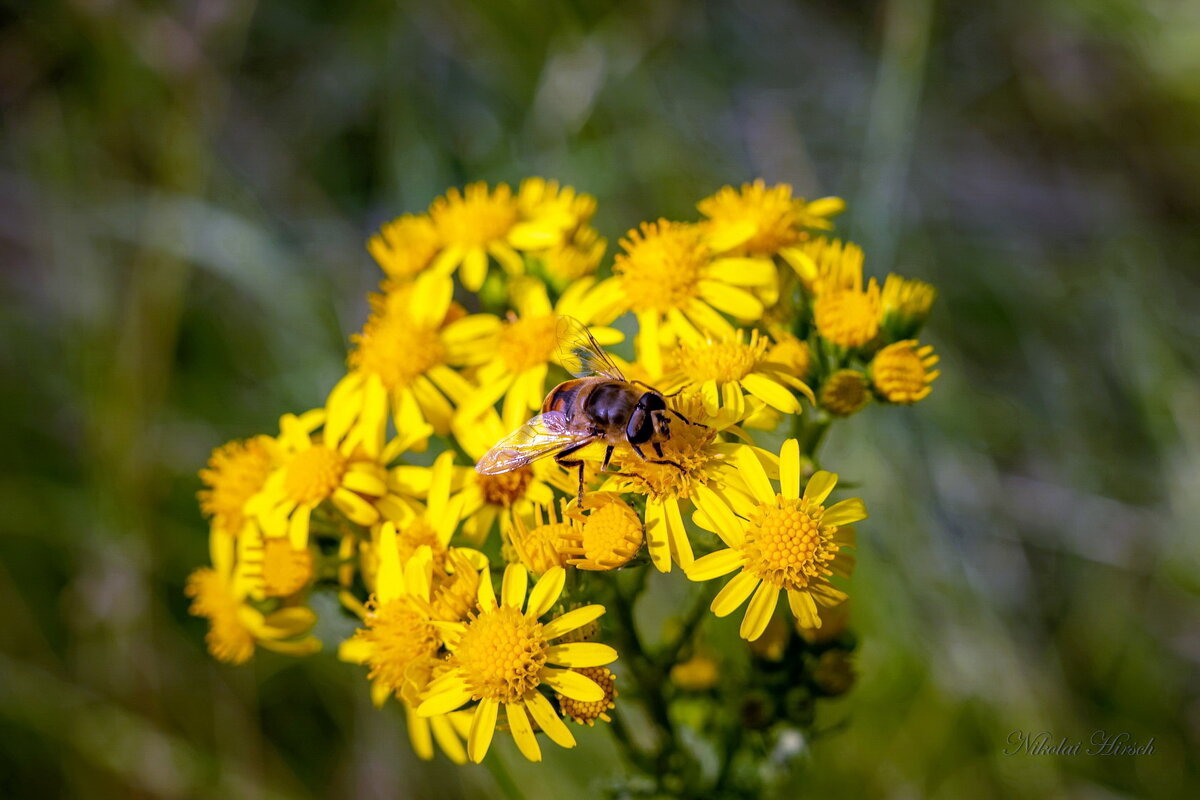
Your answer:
670;409;710;429
630;444;686;474
554;440;595;506
601;444;615;471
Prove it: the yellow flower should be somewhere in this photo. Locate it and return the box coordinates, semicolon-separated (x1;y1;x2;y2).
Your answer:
765;330;812;382
698;180;804;256
441;409;562;544
427;179;595;291
881;274;937;338
812;276;882;348
418;564;619;763
687;440;865;640
560;494;644;571
457;278;622;430
555;666;616;726
871;340;940;403
198;435;276;538
534;224;607;289
661;328;814;418
781;236;864;293
589;220;778;375
819;370;871;417
246;399;417;550
367;213;441;281
603;394;745;573
239;524;315;600
507;502;571;576
185;531;320;664
339;531;475;764
344;271;497;436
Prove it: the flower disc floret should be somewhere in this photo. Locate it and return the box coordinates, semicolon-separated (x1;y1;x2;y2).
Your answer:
456;605;549;703
282;444;347;506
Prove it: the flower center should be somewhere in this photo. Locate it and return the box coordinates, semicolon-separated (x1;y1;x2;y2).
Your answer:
478;466;534;506
368;214;441;279
498;315;559;374
510;515;570;576
430;183;518;248
812;284;881;348
615;221;708;312
361;596;440;696
454;605;548;703
556;666;616;725
820;369;870;417
199;436;274;536
283;445;347;506
565;498;643;570
395;518;447;566
261;539;314;597
672;333;766;383
349;313;446;392
742;496;838;590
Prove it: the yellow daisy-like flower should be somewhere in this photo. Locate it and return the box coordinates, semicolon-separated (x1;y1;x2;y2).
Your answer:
687;440;865;640
670;653;719;691
439;409;562;544
782;236;864;294
560;494;644;571
343;271;496;437
660;328;814;418
427;179;594;291
457;278;622;430
765;330;812;383
819;369;871;417
186;531;320;664
881;274;937;338
603;394;748;573
699;180;804;256
507;502;571;576
339;530;474;764
367;213;441;281
534;224;607;289
239;524;315;600
555;666;616;726
812;276;882;349
418;564;619;763
198;435;276;539
871;340;940;403
247;398;420;550
589;220;778;375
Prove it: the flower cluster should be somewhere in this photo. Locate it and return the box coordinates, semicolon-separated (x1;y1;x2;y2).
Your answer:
187;179;940;776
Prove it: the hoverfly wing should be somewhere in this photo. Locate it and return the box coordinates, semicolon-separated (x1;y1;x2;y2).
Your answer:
475;411;597;475
555;316;626;381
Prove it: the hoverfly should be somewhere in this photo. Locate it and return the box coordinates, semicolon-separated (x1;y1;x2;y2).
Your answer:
475;317;705;503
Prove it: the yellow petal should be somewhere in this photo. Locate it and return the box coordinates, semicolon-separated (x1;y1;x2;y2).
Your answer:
376;522;405;602
541;668;603;702
477;569;498;612
643;499;671;573
461;247;489;292
501;564;528;610
430;715;468;765
526;566;565;618
545;643;619;668
406;706;434;760
332;488;380;526
824;497;867;527
711;571;759;617
697;280;762;320
543;604;605;640
418;679;473;717
741;373;800;414
524;691;576;749
506;702;541;762
687;548;745;582
740;581;779;641
788;588;820;628
707;256;776;286
804;470;838;505
663;497;693;570
692;484;745;548
780;439;801;500
467;697;499;763
734;445;775;504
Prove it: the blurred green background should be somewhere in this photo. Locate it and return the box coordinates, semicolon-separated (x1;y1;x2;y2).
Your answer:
3;0;1199;797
